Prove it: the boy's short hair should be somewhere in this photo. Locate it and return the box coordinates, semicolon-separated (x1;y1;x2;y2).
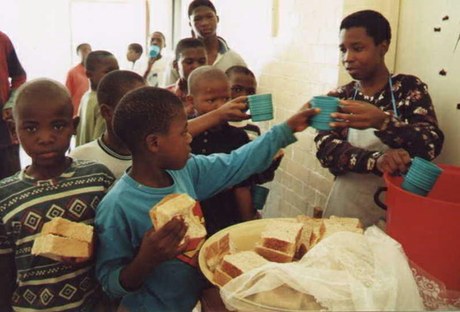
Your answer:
128;43;143;54
225;65;255;79
14;78;72;118
76;43;90;54
188;0;217;17
97;70;145;108
113;87;183;152
340;10;391;45
175;38;205;61
188;66;228;96
85;50;115;71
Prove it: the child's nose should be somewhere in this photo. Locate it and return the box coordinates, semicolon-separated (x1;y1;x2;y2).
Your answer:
38;130;55;145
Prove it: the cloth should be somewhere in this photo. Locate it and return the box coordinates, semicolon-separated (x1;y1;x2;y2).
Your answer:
191;123;250;235
163;37;246;86
95;123;297;312
0;31;26;167
75;90;105;146
69;137;132;180
0;160;115;311
145;57;167;87
124;57;148;77
316;74;444;226
65;63;89;116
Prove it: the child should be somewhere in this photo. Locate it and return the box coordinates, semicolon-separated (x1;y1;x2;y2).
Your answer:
315;10;444;226
186;66;254;234
166;37;207;117
125;43;145;76
76;50;119;146
65;43;92;116
70;70;144;179
144;31;168;87
0;79;115;311
95;86;317;311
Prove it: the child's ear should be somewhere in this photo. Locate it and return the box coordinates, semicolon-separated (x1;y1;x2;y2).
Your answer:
7;120;18;143
216;15;220;23
100;103;113;121
145;133;160;153
379;40;389;57
173;60;178;71
72;116;80;135
85;69;93;79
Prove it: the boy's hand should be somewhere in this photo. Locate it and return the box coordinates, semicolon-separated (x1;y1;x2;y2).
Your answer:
61;256;91;265
330;100;388;129
137;216;189;270
216;96;250;123
376;148;411;174
286;103;319;132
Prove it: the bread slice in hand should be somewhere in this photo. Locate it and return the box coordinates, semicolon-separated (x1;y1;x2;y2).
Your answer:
31;234;91;261
150;193;206;252
41;217;93;243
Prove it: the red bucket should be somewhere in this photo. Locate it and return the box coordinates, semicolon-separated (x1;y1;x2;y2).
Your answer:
375;165;460;291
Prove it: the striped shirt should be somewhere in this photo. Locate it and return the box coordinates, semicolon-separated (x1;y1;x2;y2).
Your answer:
0;160;114;311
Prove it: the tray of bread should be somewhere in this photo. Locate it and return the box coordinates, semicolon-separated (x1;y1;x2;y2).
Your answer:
199;215;363;287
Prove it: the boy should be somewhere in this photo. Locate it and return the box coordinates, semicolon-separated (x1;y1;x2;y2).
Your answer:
95;86;317;311
144;31;168;87
76;50;119;146
167;37;207;116
187;66;254;234
0;79;114;311
125;43;145;76
65;43;92;116
315;10;444;226
70;70;144;179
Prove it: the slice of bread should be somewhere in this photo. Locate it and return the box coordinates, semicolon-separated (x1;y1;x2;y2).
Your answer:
204;233;232;273
220;250;269;278
31;234;91;260
260;220;303;255
295;216;324;258
150;194;206;251
213;266;233;287
41;217;93;243
255;244;294;263
320;217;364;240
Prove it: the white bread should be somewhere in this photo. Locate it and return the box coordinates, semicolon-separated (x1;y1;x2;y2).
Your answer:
150;194;206;251
295;216;324;258
31;234;91;260
213;266;233;287
41;217;93;243
220;250;269;278
204;233;232;272
255;244;294;263
260;220;303;255
320;217;364;240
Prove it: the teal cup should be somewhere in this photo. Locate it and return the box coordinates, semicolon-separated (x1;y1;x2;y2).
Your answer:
252;185;270;210
310;96;339;130
248;94;274;122
149;45;160;58
403;157;442;194
401;179;429;196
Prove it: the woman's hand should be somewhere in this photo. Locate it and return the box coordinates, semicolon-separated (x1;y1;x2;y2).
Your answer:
330;99;388;130
376;148;411;174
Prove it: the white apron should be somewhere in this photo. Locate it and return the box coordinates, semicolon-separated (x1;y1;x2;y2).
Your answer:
323;128;389;227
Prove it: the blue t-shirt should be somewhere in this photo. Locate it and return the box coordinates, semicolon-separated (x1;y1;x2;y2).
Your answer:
95;123;296;312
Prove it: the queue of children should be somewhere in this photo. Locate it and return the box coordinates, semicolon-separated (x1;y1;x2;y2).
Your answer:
0;2;445;312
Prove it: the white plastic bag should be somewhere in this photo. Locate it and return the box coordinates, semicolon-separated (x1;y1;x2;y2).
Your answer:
220;226;424;311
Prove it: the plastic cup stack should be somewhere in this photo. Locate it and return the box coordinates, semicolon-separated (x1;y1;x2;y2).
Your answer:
247;94;274;122
310;96;340;130
401;157;443;196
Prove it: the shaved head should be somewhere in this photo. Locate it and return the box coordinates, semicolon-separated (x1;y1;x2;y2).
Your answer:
187;66;228;96
14;78;73;119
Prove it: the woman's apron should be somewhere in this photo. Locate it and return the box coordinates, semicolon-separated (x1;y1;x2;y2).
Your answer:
323;77;397;227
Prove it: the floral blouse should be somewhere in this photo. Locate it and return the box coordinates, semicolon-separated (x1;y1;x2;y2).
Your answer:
315;74;444;176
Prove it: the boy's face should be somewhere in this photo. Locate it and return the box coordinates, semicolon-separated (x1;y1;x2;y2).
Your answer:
176;47;207;80
126;48;140;62
339;26;388;81
228;73;257;99
189;6;218;39
156;110;192;170
150;32;165;50
15;95;76;169
192;78;230;116
88;57;119;90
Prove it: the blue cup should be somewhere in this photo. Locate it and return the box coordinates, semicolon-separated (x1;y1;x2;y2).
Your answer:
401;179;429;196
252;185;270;210
310;96;339;130
403;157;442;194
248;94;274;122
149;45;160;58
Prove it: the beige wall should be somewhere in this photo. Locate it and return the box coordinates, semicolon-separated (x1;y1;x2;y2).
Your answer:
395;0;460;166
